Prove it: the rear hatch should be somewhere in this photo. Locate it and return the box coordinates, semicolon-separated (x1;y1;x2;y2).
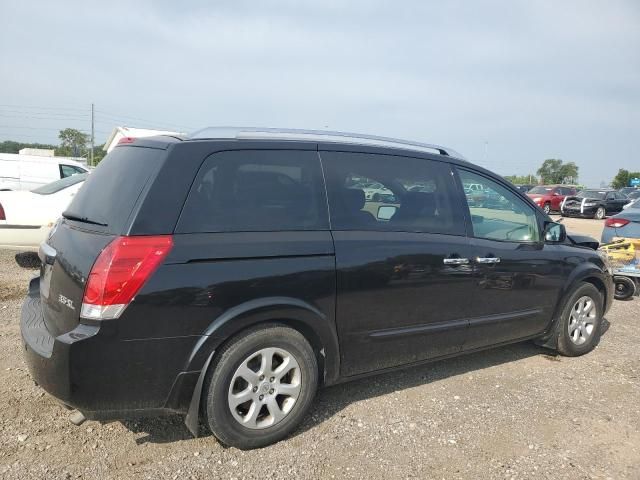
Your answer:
39;144;168;337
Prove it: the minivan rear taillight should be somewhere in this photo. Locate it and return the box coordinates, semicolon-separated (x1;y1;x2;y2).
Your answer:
81;235;173;320
604;218;631;228
0;202;5;221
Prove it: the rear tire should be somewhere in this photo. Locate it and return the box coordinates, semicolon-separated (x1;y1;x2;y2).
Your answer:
203;325;318;449
556;283;603;357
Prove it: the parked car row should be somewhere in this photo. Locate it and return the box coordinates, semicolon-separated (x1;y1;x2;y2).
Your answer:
561;189;630;219
526;185;578;214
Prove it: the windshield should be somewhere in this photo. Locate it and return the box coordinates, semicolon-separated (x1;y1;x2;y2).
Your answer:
578;190;606;200
31;173;88;195
528;186;553;194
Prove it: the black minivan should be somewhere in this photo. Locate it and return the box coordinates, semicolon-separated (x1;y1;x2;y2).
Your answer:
21;128;613;449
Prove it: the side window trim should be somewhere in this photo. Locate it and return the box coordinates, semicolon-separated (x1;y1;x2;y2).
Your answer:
454;166;544;244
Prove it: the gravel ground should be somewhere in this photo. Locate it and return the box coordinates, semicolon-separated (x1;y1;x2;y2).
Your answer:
1;219;639;479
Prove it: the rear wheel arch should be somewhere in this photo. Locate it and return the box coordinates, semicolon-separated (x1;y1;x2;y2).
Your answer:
185;298;339;381
202;324;319;448
182;300;339;437
208;318;328;386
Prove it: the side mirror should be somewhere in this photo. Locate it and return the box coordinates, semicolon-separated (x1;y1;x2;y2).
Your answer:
377;205;397;221
544;222;566;243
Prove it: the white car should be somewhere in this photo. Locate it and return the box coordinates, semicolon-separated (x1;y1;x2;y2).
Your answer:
360;182;395;202
0;173;87;250
0;153;89;191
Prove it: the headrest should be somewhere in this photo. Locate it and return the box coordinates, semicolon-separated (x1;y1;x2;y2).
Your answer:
402;191;435;214
343;188;366;211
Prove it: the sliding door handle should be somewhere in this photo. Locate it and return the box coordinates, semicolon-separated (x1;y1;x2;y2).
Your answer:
476;257;501;264
443;257;470;265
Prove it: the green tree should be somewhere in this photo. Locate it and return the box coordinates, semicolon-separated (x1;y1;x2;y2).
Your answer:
611;169;640;189
536;159;579;184
56;128;89;157
92;144;107;165
0;140;57;154
504;174;538;185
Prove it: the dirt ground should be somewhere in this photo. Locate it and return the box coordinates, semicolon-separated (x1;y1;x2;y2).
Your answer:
1;219;639;479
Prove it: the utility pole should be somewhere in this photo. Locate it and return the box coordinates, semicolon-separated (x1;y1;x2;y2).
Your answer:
90;103;95;166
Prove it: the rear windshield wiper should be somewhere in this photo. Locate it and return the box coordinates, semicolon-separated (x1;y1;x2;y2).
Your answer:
62;212;108;227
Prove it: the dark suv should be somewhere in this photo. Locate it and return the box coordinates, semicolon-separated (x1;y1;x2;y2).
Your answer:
21;128;613;449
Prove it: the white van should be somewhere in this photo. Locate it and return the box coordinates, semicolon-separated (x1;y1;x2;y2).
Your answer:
0;154;89;191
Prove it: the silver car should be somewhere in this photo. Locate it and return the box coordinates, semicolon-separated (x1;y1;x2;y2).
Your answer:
601;198;640;243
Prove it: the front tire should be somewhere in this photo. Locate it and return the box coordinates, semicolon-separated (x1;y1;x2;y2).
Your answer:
556;283;603;357
595;206;605;219
543;203;551;215
203;325;318;449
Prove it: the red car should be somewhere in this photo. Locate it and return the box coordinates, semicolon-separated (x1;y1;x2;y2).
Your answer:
527;185;577;214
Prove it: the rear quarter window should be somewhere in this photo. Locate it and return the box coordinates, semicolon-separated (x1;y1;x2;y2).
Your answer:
63;146;166;234
176;150;328;233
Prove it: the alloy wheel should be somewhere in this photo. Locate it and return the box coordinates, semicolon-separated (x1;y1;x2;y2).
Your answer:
567;296;597;345
596;207;605;219
227;347;302;429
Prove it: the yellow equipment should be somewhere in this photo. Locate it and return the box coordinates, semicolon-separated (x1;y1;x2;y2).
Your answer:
599;238;640;300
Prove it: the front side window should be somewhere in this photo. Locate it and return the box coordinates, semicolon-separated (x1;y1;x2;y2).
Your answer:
177;150;328;233
458;169;540;243
322;151;464;235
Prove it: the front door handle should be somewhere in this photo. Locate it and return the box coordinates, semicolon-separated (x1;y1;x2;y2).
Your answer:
476;257;501;264
443;257;470;265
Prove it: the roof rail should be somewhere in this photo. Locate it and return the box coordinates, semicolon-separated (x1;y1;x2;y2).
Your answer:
188;127;465;160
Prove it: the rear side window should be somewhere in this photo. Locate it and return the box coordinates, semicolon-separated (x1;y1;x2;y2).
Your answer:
64;146;165;233
177;150;328;233
321;151;464;235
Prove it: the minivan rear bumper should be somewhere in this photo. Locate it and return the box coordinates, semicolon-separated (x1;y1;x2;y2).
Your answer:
21;282;200;420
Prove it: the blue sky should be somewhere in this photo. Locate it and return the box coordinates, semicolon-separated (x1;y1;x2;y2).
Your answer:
0;0;638;185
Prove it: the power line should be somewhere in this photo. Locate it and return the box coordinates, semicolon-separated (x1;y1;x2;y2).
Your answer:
95;110;193;131
0;113;90;121
0;133;59;141
0;103;88;112
0;125;90;133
